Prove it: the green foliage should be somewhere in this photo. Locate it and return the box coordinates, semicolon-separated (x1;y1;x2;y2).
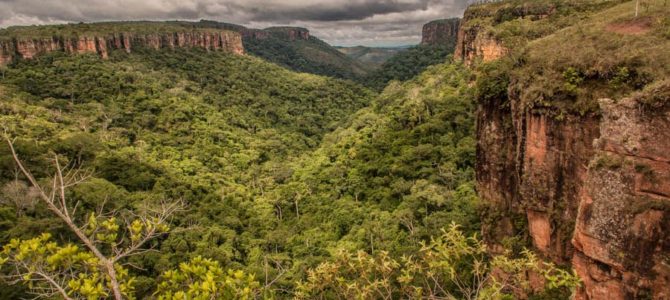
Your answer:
0;48;486;297
468;0;668;119
156;256;261;300
243;32;369;80
634;79;670;110
0;21;228;39
0;233;136;299
476;59;512;104
296;224;580;300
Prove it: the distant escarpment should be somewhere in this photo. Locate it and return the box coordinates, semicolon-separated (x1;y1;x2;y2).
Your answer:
186;20;367;80
464;0;670;299
0;22;244;65
421;18;460;46
253;27;310;41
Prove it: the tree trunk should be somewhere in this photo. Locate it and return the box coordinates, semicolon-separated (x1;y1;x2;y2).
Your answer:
106;261;124;300
636;0;640;17
295;199;300;220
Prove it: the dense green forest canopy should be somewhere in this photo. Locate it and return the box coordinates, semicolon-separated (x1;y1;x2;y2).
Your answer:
0;48;372;296
364;44;456;91
242;33;370;81
0;44;495;297
0;8;592;295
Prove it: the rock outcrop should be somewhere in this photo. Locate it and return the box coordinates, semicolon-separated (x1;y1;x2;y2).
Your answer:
261;27;311;41
477;60;670;300
421;18;460;46
454;26;506;64
0;30;243;65
571;97;670;299
462;2;670;299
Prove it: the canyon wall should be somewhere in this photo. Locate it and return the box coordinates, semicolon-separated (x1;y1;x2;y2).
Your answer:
462;6;670;300
0;30;244;65
421;18;460;46
572;98;670;299
258;27;311;41
454;25;506;65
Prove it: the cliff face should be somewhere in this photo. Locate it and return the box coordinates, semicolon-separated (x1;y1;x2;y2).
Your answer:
454;26;506;64
464;2;670;299
572;97;670;299
477;56;670;300
258;27;310;41
477;82;600;263
421;19;460;46
0;30;243;65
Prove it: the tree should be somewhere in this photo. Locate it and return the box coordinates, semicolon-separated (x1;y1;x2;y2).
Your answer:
155;256;261;300
296;224;581;300
0;135;182;300
0;180;38;216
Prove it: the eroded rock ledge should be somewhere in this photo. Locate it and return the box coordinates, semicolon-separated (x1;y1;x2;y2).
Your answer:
0;30;244;65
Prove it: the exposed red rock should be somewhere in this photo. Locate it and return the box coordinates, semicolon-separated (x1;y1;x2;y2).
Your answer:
0;30;244;65
572;98;670;299
474;54;670;300
454;25;506;64
463;4;670;297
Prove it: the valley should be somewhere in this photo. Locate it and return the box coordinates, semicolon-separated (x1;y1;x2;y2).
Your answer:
0;0;668;299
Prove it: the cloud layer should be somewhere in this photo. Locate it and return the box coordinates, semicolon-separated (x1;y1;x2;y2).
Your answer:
0;0;471;46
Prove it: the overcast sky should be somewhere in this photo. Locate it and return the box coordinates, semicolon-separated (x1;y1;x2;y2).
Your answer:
0;0;471;46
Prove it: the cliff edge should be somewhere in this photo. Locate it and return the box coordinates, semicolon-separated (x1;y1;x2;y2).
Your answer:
462;0;670;298
421;18;460;46
0;22;244;65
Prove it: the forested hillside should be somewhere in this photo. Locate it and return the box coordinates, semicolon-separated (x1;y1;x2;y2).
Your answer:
243;30;370;81
0;40;579;297
364;44;456;91
0;48;373;298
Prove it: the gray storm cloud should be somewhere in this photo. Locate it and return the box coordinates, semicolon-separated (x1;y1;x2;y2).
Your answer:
0;0;471;46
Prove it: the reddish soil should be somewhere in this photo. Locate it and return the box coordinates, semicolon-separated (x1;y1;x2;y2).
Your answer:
606;17;654;35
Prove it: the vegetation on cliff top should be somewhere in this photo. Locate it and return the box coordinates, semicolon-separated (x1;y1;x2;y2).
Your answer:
0;21;234;39
470;0;670;118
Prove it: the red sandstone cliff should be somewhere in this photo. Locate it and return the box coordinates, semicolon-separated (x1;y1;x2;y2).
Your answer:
0;30;243;65
454;26;506;65
462;3;670;299
421;19;460;46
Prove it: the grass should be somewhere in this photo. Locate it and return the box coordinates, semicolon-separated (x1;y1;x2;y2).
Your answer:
471;0;670;118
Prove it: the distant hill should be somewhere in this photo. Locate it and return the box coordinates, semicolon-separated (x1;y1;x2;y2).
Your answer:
336;46;409;69
363;18;461;91
193;20;371;80
241;26;370;80
0;20;372;81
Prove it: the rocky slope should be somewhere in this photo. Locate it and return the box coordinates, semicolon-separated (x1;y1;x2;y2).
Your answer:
462;0;670;299
0;23;244;65
421;18;461;46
